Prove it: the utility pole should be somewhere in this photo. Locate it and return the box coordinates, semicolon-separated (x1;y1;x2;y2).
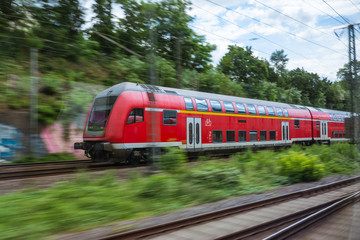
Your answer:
335;23;360;144
146;5;160;172
175;35;182;87
30;48;38;155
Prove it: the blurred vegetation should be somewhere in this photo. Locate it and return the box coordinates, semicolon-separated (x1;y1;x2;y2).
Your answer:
0;0;354;127
11;152;77;163
0;143;358;239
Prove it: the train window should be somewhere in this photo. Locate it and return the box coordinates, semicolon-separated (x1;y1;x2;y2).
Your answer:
213;130;223;143
283;109;289;117
163;110;177;125
258;106;266;116
316;121;320;130
210;100;222;112
335;131;339;138
184;97;194;110
276;107;283;117
249;131;258;141
87;96;118;132
226;130;235;142
236;103;246;114
332;131;334;138
247;104;257;115
266;106;275;116
238;130;247;142
189;123;193;144
339;131;342;138
260;131;267;141
224;102;235;113
195;99;208;112
269;131;276;141
294;120;300;129
196;123;200;144
126;108;144;124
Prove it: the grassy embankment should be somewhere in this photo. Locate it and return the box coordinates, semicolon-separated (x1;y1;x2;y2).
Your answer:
0;143;359;239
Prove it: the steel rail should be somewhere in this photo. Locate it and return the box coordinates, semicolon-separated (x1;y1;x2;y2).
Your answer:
100;176;360;240
0;160;137;180
263;191;360;240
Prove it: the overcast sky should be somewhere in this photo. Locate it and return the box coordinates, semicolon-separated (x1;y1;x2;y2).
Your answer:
84;0;360;82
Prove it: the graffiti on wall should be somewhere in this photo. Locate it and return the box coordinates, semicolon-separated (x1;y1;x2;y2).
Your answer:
0;123;24;162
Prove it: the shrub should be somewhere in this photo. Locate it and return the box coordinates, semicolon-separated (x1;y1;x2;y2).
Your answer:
278;151;325;183
137;174;178;198
187;163;240;190
159;147;187;173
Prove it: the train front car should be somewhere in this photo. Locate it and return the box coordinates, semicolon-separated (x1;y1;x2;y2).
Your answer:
74;82;142;162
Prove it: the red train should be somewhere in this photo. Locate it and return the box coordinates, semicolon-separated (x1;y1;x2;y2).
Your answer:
74;82;350;162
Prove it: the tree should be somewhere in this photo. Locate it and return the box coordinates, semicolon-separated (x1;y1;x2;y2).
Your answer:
89;0;115;55
0;0;29;58
116;0;215;81
218;45;269;98
270;49;288;74
30;0;85;60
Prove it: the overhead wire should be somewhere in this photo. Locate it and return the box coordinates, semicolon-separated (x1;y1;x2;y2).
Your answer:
207;0;348;49
191;2;309;59
348;0;360;12
322;0;352;25
248;0;348;55
301;0;346;25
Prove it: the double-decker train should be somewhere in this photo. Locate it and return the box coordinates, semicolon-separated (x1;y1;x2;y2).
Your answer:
74;82;349;162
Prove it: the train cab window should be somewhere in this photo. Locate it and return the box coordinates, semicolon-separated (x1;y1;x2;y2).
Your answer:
195;99;208;112
294;120;300;129
210;100;222;112
260;131;267;141
283;109;289;117
224;102;235;113
258;106;266;116
236;103;246;114
269;131;276;141
247;104;257;115
126;108;144;124
163;110;177;125
213;130;223;143
226;130;235;142
249;131;258;141
238;130;247;142
184;97;194;110
266;106;275;116
276;107;283;117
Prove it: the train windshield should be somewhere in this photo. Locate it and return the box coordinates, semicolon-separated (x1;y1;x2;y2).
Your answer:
86;96;118;135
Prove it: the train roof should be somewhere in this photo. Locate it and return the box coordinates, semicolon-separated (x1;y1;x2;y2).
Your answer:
97;82;350;115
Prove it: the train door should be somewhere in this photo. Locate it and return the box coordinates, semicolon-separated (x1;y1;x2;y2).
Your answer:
320;121;328;139
281;122;290;143
186;117;202;150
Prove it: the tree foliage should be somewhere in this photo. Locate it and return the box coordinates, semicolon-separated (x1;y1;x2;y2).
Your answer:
0;0;352;121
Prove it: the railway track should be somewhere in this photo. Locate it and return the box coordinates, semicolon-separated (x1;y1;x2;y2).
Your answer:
0;160;140;180
100;176;360;240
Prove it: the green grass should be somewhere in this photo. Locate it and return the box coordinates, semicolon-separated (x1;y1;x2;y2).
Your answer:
11;153;77;163
0;143;358;239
